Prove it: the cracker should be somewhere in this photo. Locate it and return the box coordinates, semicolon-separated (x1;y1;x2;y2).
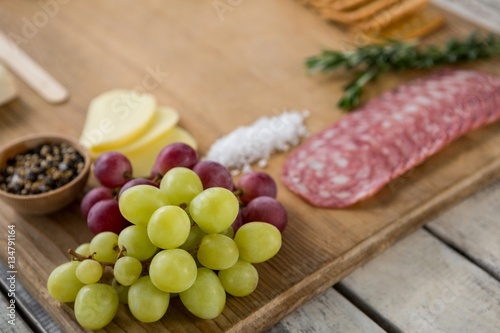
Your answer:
354;9;444;43
331;0;374;11
358;0;429;32
319;0;401;24
377;8;444;40
298;0;442;40
307;0;339;8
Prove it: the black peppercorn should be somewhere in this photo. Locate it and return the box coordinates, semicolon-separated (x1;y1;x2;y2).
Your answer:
0;142;85;195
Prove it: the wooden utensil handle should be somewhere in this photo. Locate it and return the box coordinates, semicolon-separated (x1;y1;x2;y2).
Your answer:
0;32;69;104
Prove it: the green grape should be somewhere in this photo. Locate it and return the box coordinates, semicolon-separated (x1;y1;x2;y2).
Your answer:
189;187;239;233
179;225;206;251
118;225;157;261
89;231;119;263
159;167;203;205
149;249;197;293
47;261;85;302
119;185;169;226
111;278;130;304
128;276;170;323
234;222;282;263
180;267;226;319
114;256;143;286
74;284;119;330
218;259;258;297
147;205;191;249
74;243;91;257
76;259;103;284
197;234;239;270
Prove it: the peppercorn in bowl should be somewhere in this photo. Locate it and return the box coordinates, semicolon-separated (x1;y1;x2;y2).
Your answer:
0;134;90;215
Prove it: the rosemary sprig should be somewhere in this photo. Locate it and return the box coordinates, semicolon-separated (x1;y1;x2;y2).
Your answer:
306;32;500;111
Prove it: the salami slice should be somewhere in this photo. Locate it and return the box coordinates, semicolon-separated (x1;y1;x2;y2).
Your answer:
282;70;500;208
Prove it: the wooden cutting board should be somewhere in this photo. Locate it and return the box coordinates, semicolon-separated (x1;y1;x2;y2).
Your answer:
0;0;499;332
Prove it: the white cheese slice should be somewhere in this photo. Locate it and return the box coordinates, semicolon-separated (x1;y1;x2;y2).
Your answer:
80;89;157;151
90;106;180;156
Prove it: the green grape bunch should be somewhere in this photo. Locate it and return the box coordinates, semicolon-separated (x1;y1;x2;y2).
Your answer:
47;143;288;330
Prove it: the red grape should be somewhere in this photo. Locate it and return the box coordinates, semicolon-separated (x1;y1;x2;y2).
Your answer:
94;152;133;188
193;161;234;190
243;196;287;232
80;187;114;219
237;172;277;204
87;199;130;235
118;178;158;199
231;208;244;234
151;143;198;177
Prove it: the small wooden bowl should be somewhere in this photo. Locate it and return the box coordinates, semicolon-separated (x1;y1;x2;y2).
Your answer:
0;134;90;215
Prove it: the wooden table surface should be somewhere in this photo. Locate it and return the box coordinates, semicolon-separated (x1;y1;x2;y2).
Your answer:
0;0;499;332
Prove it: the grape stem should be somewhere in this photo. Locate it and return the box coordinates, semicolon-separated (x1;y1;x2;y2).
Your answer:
67;247;154;274
67;249;116;267
116;246;126;260
67;248;94;261
111;187;121;200
151;173;163;184
187;247;199;258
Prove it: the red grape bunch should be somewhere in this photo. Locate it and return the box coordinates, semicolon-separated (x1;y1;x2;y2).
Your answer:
82;142;287;236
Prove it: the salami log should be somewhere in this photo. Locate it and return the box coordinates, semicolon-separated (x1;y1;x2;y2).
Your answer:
282;70;500;208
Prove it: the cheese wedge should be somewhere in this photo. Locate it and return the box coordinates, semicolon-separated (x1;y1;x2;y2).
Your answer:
90;106;180;156
121;126;197;177
80;89;156;151
0;63;17;105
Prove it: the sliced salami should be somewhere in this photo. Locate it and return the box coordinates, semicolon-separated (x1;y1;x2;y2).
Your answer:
282;70;500;208
284;139;392;208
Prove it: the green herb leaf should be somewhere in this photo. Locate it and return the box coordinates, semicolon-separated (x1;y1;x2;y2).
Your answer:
306;32;500;111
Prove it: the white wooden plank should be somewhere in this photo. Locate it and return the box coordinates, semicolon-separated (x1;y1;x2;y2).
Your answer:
432;0;500;34
0;262;64;333
338;229;500;333
426;180;500;279
0;295;33;333
267;288;385;333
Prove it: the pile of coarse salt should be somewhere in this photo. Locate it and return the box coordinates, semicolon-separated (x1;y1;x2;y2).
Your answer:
205;110;309;175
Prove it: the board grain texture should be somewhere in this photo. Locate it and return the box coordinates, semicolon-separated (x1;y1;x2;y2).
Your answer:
0;1;499;332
